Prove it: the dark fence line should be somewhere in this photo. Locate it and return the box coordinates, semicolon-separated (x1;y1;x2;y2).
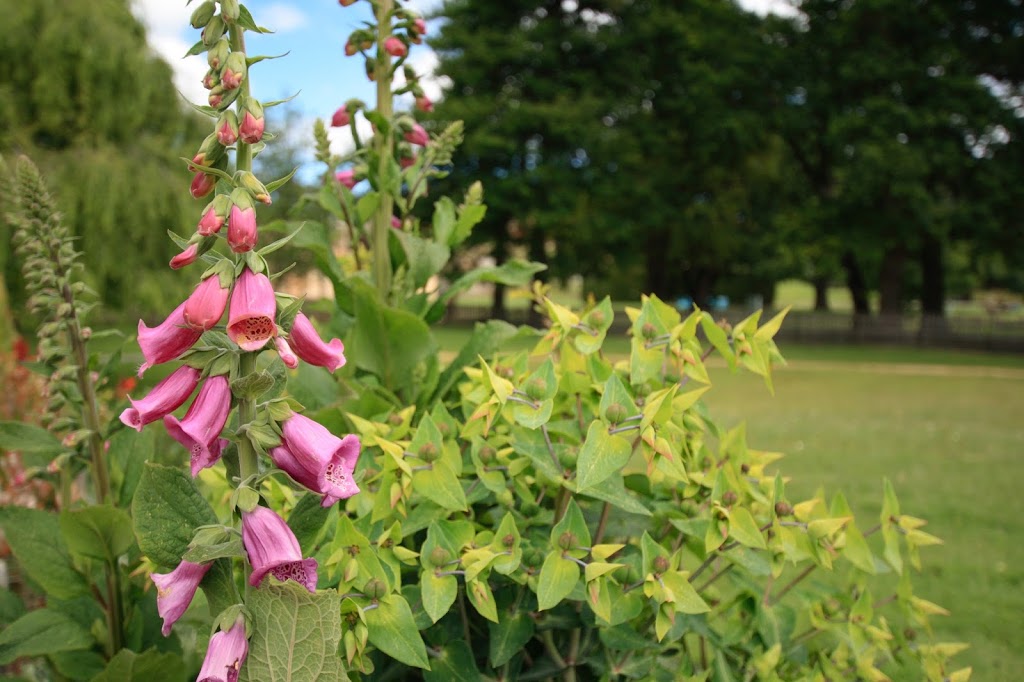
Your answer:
441;305;1024;353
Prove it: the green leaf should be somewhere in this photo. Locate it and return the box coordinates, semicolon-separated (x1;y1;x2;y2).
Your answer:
0;507;88;599
230;369;276;400
365;594;431;670
437;260;546;308
511;398;553;429
50;649;106;681
576;422;632;492
241;583;345;682
201;559;241;619
660;571;710;614
107;428;153;509
574;296;614;354
132;463;218;568
423;639;483;682
536;551;580;611
0;609;93;665
551;498;592;549
287;493;332;555
488;611;535;667
348;282;435;393
0;420;65;460
466;578;499;623
449;203;486;247
89;648;187;682
754;306;790;341
60;505;135;562
421;571;458;624
599;373;638;422
842;523;876;574
288;362;338;412
182;537;244;564
431;196;457;245
727;507;766;550
700;312;735;369
393;230;451;289
412;460;467;511
432;320;526;400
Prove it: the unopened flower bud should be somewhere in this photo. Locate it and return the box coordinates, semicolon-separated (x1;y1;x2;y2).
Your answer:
404;123;429;147
525;377;548;400
652;555;670;574
197;194;231;235
236;171;271;205
428;547;451;567
191;133;226;170
558;532;576;550
331;105;350;127
383;37;407;58
202;69;219;90
221;51;247;90
220;0;240;24
190;1;216;29
216;111;239;146
202;15;226;47
80;327;92;340
239;100;265;144
344;40;357;57
415;95;433;113
399;153;417;169
390;215;402;230
478;445;495;464
417;442;439;462
335;169;357;189
339;0;358;6
208;38;229;70
190;172;217;199
365;57;377;81
275;337;298;369
722;490;738;506
170;243;200;270
641;322;657;340
774;501;793;517
605;403;627;424
227;192;258;252
364;578;387;599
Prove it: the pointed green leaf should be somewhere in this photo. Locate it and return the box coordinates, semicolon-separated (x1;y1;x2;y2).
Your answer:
90;648;186;682
132;463;218;568
60;505;135;562
365;594;431;669
421;571;458;624
0;609;93;665
423;639;483;682
727;507;766;550
413;460;467;511
488;610;534;668
0;507;88;599
576;422;632;492
536;551;580;611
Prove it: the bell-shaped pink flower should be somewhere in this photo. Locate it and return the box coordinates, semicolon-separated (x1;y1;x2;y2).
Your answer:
196;617;248;682
120;365;201;431
170;243;199;270
197;196;229;236
335;169;356;189
273;413;360;507
151;559;212;636
384;36;407;58
227;204;258;252
190;172;217;199
415;95;433;113
164;375;231;476
404;123;429;147
227;268;277;351
239;111;264;144
184;275;230;331
275;337;298;369
330;106;350;127
242;506;318;592
137;302;203;376
287;313;345;373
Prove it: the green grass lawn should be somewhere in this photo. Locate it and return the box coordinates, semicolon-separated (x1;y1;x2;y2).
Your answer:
704;356;1024;681
435;327;1022;679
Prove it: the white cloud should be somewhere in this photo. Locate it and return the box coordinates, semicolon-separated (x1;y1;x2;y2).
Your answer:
328;115;376;158
261;4;308;32
737;0;799;17
131;0;209;105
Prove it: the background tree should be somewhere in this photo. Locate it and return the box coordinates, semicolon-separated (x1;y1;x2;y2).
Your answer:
0;0;205;329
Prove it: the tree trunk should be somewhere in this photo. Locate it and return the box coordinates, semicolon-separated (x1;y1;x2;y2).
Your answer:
919;233;948;342
840;250;871;315
644;230;671;299
878;245;907;316
526;226;548;328
812;276;830;311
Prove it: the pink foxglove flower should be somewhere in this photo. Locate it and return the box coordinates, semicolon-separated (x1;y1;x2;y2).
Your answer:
287;313;345;373
170;243;199;270
275;337;298;369
239;110;264;144
196;618;248;682
220;53;246;90
330;106;350;127
137;302;203;376
335;169;356;189
151;560;212;636
415;95;433;113
272;413;360;507
197;195;231;236
242;506;318;592
190;172;217;199
227;204;258;252
383;36;407;58
227;268;277;351
120;365;200;431
184;275;230;331
413;18;427;36
404;123;429;147
216;111;239;146
164;375;231;476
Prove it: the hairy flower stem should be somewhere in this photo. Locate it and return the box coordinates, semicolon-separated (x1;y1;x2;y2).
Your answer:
229;26;253;174
372;0;395;297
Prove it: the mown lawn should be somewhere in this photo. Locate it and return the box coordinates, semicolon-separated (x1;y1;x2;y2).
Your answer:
436;326;1023;679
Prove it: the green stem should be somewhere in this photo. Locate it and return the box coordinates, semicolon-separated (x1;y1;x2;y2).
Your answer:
229;25;253;174
372;0;395;298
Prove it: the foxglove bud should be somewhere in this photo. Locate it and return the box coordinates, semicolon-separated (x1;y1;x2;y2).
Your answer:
330;106;350;127
391;215;402;230
208;38;230;70
236;171;271;205
339;0;357;5
190;1;216;28
400;153;417;169
170;243;199;270
227;268;277;351
344;40;357;56
202;69;219;90
335;169;356;189
221;51;247;90
287;313;346;373
202;15;226;47
208;84;240;110
227;201;258;253
197;618;248;682
365;57;377;81
190;172;217;199
191;133;226;170
413;18;427;36
404;123;429;147
221;0;240;24
164;375;231;476
415;95;433;113
216;111;239;146
198;194;231;235
183;274;230;331
239;100;265;144
275;337;298;369
383;37;407;58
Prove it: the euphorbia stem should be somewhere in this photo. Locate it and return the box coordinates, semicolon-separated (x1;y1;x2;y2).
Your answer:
372;0;395;298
